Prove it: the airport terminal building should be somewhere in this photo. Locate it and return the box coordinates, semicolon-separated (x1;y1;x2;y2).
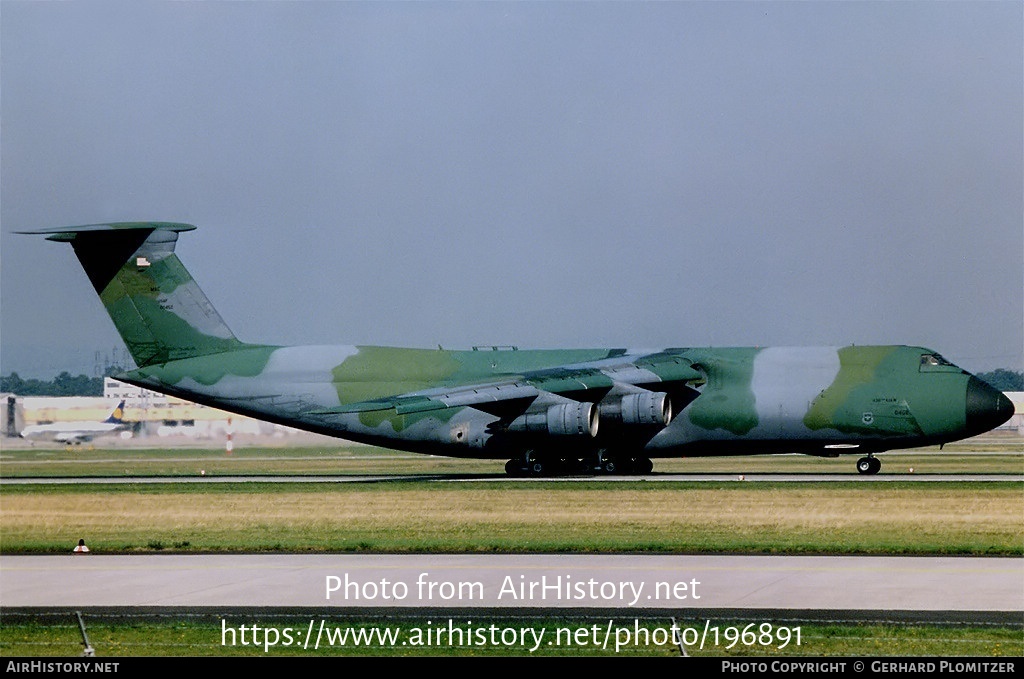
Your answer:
2;379;317;444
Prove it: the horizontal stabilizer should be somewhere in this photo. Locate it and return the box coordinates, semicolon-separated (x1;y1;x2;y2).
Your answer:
17;222;196;242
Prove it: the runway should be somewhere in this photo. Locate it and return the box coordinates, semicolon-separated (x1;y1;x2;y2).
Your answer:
4;463;1020;626
2;472;1020;485
2;554;1021;622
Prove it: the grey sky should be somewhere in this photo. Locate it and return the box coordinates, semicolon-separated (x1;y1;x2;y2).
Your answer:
2;1;1021;378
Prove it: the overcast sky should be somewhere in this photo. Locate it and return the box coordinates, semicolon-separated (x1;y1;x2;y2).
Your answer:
2;1;1021;379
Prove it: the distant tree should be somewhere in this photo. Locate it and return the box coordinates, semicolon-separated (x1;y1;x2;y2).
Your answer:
1;372;26;394
0;372;103;396
1;372;50;395
976;369;1024;392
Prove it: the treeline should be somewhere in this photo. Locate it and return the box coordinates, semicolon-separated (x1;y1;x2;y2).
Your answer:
1;372;105;396
2;368;1021;397
976;369;1024;392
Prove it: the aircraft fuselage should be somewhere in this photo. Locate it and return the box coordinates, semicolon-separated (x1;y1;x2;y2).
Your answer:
23;223;1014;475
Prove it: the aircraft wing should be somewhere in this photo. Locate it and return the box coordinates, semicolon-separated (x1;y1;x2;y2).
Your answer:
313;380;547;419
312;354;704;423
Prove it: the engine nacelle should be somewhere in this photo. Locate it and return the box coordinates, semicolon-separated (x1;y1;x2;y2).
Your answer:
599;392;672;426
508;402;599;437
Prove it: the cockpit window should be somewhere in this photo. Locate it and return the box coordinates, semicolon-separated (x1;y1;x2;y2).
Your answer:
919;353;960;373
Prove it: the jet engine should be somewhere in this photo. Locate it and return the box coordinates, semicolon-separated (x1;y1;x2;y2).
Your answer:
599;391;672;426
508;402;599;437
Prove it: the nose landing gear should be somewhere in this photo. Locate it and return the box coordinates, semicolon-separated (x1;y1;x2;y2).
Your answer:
856;455;881;475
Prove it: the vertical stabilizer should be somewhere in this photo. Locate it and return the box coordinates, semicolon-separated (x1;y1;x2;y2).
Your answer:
20;223;246;367
104;400;127;424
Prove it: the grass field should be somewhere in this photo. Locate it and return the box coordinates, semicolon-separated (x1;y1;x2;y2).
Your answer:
1;436;1021;555
2;436;1021;657
1;480;1022;555
2;613;1021;657
1;436;1022;478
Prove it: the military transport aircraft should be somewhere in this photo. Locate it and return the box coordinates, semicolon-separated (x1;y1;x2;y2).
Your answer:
20;223;1014;475
20;399;129;445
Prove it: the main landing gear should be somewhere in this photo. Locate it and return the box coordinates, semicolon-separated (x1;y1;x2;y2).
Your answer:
504;453;654;477
856;455;881;475
505;455;581;477
600;455;653;475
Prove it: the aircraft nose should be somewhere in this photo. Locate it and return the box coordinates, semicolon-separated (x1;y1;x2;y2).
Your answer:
965;376;1014;434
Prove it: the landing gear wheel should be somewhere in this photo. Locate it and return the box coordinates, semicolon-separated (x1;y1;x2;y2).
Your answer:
636;457;654;474
505;459;525;477
856;456;880;475
602;459;618;474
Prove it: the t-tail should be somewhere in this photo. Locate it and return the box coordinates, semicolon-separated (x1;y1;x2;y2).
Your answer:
104;400;127;424
18;223;249;368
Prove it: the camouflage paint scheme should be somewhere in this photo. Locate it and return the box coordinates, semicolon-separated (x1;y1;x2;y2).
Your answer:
22;223;1013;475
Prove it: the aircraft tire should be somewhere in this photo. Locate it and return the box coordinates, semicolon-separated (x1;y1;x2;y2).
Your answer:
602;459;618;474
856;456;879;475
637;457;654;474
505;459;525;477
